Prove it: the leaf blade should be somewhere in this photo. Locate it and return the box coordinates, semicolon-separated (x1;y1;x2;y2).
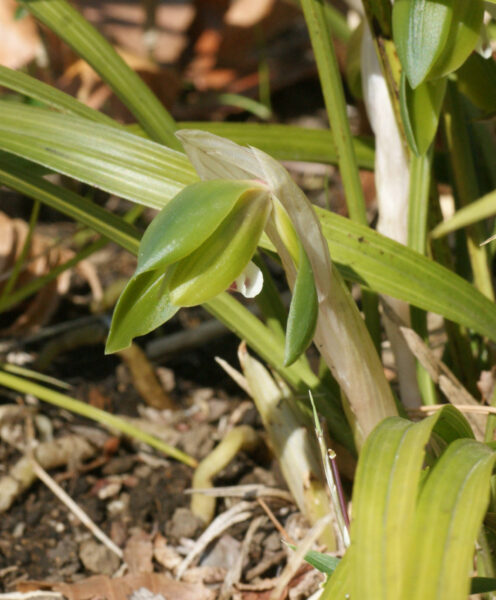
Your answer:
0;103;196;209
405;439;496;600
21;0;179;148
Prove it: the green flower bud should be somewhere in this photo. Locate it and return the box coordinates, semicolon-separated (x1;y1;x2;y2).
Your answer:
167;188;272;306
106;179;271;353
393;0;484;89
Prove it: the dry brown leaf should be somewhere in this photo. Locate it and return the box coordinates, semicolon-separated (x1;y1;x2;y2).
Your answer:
79;539;120;576
478;367;496;403
153;534;182;571
18;574;215;600
224;0;276;26
57;46;178;112
0;211;100;334
0;0;42;69
181;565;227;584
123;530;154;575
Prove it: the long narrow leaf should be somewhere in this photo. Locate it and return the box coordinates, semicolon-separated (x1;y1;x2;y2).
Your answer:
1;108;495;344
0;155;140;254
21;0;179;148
0;370;196;467
0;65;119;126
316;207;496;342
300;0;367;223
431;189;496;238
405;439;496;600
350;407;471;599
0;103;197;208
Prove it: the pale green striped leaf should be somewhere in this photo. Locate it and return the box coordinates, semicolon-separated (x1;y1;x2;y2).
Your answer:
404;439;496;600
0;102;196;209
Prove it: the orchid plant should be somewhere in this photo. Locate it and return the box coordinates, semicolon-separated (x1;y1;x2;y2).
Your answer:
0;0;495;597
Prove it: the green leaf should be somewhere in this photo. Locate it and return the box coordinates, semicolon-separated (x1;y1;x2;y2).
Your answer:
350;407;473;598
137;180;261;275
350;407;470;599
393;0;453;88
286;545;340;575
0;65;119;126
404;439;496;600
106;270;178;354
430;189;496;238
457;53;496;114
168;192;271;306
0;102;197;209
428;0;484;81
300;0;368;223
321;550;351;599
21;0;179;148
470;577;496;594
0;153;141;254
2;109;495;345
303;550;340;575
315;207;496;343
400;74;446;155
284;245;318;366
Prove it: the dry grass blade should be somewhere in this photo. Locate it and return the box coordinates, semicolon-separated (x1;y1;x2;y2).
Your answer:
30;458;123;559
398;325;485;438
176;500;257;580
184;483;293;503
219;514;266;600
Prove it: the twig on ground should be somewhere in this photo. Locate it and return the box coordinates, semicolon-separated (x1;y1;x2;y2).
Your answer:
0;434;96;512
257;497;295;545
30;457;123;559
176;501;257;580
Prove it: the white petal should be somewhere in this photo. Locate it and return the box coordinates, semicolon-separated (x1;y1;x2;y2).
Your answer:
230;261;263;298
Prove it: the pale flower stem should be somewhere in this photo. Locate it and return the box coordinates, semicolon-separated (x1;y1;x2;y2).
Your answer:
310;392;350;549
328;450;350;531
361;24;421;410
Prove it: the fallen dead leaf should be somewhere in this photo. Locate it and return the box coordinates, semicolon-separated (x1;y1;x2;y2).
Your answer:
0;211;100;334
57;46;179;113
153;534;182;572
124;530;154;575
18;573;215;600
0;0;42;69
478;367;496;403
79;539;121;576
